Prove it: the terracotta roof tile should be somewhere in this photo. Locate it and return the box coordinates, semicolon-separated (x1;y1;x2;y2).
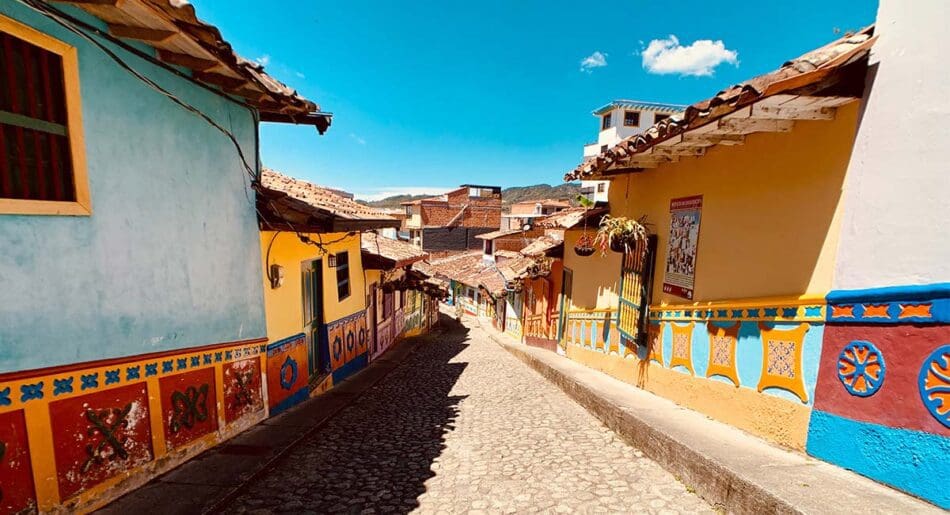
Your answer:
361;234;428;267
260;168;397;221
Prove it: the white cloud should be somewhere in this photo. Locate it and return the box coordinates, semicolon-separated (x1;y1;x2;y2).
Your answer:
354;187;446;202
349;133;366;145
580;51;608;73
295;71;306;78
641;35;737;76
254;54;271;67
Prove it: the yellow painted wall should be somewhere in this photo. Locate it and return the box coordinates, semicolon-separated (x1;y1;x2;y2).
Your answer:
260;231;367;343
566;344;811;449
607;103;859;305
562;228;622;311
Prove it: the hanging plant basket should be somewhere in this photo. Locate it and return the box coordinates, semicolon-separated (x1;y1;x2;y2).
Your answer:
609;238;627;253
595;215;648;256
574;233;596;257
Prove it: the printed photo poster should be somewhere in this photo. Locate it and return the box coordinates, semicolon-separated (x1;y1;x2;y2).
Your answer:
663;195;703;300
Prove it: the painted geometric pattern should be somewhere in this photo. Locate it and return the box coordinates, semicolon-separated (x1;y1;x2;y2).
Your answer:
918;344;950;429
668;322;694;375
767;340;796;379
837;341;886;397
650;301;824;323
757;323;809;403
706;323;740;386
827;300;944;324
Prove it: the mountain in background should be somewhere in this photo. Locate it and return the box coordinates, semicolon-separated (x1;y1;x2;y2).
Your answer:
359;183;582;210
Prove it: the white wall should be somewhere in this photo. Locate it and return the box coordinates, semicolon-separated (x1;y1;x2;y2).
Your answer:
831;0;950;290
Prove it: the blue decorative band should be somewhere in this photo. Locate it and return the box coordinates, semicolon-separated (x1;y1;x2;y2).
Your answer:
826;283;950;324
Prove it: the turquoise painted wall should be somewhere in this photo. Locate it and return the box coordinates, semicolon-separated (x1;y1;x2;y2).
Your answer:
0;3;267;372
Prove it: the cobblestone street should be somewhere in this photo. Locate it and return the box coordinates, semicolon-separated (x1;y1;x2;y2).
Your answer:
225;317;712;514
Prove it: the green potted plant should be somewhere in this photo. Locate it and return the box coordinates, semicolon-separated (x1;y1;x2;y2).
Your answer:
573;195;597;257
595;215;647;254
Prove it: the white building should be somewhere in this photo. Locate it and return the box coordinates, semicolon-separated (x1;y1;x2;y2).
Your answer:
581;100;685;203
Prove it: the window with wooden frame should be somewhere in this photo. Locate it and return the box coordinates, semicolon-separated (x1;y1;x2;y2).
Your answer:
0;15;90;215
335;251;350;300
601;113;611;130
654;113;670;124
623;110;640;127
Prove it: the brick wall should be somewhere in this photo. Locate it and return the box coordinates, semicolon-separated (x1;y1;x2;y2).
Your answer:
423;227;496;252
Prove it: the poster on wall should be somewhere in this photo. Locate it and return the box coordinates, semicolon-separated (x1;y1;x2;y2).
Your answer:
662;195;703;300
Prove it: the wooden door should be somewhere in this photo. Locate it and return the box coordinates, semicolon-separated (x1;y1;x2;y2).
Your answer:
302;259;324;375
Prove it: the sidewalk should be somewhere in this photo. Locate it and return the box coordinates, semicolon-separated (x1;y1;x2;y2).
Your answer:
481;324;941;515
97;330;435;515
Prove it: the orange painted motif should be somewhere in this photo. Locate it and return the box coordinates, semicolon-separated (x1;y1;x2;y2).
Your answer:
668;322;695;374
757;323;810;403
899;303;932;319
861;304;890;318
831;305;855;318
706;323;740;386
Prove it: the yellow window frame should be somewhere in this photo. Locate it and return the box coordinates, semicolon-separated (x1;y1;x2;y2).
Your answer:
0;13;91;216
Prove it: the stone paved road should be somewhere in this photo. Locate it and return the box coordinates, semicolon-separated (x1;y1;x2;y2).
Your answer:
225;317;713;514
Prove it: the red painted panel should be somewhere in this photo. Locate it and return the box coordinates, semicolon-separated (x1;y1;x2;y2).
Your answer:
814;324;950;436
0;410;36;513
266;334;310;410
223;358;264;424
159;368;218;449
50;383;153;501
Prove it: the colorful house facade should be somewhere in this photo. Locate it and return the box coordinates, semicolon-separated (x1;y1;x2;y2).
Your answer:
0;1;329;511
256;169;400;413
560;6;948;507
361;233;442;360
403;184;502;253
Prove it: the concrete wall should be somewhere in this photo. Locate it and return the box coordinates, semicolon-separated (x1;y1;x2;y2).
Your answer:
0;3;266;373
422;227;495;252
831;0;950;290
806;3;950;508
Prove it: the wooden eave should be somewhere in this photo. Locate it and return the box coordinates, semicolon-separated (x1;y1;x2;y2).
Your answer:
52;0;321;121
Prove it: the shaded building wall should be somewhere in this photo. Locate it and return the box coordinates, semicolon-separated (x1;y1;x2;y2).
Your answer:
0;4;266;512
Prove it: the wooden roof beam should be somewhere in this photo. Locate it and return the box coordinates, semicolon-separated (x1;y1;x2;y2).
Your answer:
681;132;745;146
192;72;249;91
717;118;794;134
157;50;219;72
651;146;705;158
749;104;836;121
108;23;175;43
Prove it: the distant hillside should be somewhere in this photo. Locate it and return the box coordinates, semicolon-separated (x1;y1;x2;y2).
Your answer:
360;183;582;210
500;183;581;207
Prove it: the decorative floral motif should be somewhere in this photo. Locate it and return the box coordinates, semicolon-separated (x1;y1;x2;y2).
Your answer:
918;344;950;429
126;366;140;381
837;341;886;397
0;387;11;406
19;382;44;402
104;369;121;385
757;323;810;403
81;373;99;390
145;363;158;376
766;340;796;379
53;377;74;396
280;356;299;390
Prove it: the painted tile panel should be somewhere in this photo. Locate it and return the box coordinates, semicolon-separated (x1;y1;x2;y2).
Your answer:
49;383;153;501
159;368;218;449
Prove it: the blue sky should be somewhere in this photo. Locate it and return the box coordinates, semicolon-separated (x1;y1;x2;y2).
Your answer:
190;0;878;200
